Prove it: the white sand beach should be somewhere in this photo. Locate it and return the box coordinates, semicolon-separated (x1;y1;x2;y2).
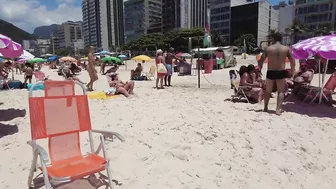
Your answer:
0;56;336;189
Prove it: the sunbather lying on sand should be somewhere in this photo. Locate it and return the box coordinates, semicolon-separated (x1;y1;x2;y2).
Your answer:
107;73;134;98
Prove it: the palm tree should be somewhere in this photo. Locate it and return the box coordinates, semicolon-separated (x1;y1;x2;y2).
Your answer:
311;23;333;37
285;19;308;43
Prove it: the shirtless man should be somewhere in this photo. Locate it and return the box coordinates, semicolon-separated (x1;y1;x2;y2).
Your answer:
87;46;98;91
165;47;183;86
258;32;295;115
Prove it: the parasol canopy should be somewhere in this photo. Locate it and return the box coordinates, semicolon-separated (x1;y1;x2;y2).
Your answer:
28;58;46;64
118;54;127;58
59;56;77;62
19;50;35;60
102;56;122;64
291;35;336;59
0;34;23;58
131;55;152;62
181;53;192;58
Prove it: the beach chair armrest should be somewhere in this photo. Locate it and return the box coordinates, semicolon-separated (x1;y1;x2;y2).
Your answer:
92;130;125;142
27;140;49;161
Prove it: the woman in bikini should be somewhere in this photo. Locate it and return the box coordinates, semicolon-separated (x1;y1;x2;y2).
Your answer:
107;73;135;98
239;65;263;103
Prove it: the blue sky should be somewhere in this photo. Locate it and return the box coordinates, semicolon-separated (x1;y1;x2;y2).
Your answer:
0;0;286;33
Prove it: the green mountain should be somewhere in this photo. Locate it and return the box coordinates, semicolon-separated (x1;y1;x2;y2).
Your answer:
0;19;36;43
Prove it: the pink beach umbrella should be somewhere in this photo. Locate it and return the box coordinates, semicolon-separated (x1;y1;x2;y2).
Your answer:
291;35;336;103
17;58;28;64
0;34;23;58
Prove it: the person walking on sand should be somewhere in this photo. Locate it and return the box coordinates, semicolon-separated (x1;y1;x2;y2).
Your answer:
87;46;98;91
155;49;166;89
258;32;295;115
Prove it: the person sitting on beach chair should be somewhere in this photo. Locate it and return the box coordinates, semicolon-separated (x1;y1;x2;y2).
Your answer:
239;65;264;103
131;63;146;80
107;73;134;98
63;67;86;84
103;64;119;75
286;62;314;94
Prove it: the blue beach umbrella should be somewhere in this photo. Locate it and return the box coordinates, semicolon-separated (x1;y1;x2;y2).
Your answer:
118;54;127;58
99;50;111;55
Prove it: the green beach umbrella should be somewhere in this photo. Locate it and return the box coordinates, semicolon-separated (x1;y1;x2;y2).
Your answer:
28;58;46;64
102;56;122;64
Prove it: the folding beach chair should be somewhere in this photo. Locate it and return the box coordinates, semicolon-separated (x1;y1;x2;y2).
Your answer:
303;71;336;103
33;71;47;82
143;65;156;80
229;70;250;103
27;80;125;189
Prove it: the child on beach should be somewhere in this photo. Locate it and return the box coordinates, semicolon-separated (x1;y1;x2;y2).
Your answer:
24;63;33;87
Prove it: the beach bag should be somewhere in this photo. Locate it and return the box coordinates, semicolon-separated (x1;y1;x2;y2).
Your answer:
157;63;167;74
105;87;116;96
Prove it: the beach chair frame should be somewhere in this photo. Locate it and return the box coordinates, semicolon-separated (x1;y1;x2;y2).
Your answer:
143;65;156;80
27;80;125;189
229;70;250;103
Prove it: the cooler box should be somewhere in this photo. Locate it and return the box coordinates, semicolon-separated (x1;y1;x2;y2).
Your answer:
8;80;22;89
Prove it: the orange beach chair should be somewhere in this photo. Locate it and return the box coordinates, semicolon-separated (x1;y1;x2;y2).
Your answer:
27;80;125;189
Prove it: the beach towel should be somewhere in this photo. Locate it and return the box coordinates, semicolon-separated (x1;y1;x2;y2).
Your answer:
87;91;118;100
165;64;173;76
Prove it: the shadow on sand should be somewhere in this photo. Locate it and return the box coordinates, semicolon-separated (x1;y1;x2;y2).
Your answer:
31;173;121;189
0;108;26;122
0;123;18;138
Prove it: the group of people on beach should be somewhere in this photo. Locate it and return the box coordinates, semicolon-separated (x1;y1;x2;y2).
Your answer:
155;48;184;89
241;32;304;115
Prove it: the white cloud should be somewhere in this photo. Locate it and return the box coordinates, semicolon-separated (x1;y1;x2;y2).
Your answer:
0;0;82;33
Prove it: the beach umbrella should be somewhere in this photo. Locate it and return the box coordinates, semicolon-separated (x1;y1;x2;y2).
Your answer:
131;55;152;62
47;56;60;62
28;58;46;64
102;56;122;64
181;53;192;58
0;34;23;58
19;50;35;60
99;50;111;55
17;58;29;64
292;35;336;104
176;52;183;57
118;54;127;58
59;56;77;62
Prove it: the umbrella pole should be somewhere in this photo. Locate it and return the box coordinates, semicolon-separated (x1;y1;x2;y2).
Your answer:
318;59;328;104
12;58;14;80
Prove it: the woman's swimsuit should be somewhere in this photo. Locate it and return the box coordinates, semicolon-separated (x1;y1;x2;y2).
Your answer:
266;70;288;80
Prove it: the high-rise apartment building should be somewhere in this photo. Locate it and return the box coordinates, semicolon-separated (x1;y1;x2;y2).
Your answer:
124;0;162;43
230;1;279;47
162;0;181;31
294;0;336;29
180;0;209;29
57;21;83;49
82;0;124;50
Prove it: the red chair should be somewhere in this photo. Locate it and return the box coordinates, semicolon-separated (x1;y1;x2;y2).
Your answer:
27;80;125;189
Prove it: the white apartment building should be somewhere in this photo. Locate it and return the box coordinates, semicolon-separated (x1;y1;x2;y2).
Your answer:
294;0;336;29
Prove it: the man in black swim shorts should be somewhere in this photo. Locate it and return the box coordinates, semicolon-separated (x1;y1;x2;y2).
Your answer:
258;32;295;115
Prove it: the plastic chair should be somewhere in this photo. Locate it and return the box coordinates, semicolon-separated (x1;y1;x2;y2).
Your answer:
27;80;125;189
229;70;250;103
143;65;156;80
